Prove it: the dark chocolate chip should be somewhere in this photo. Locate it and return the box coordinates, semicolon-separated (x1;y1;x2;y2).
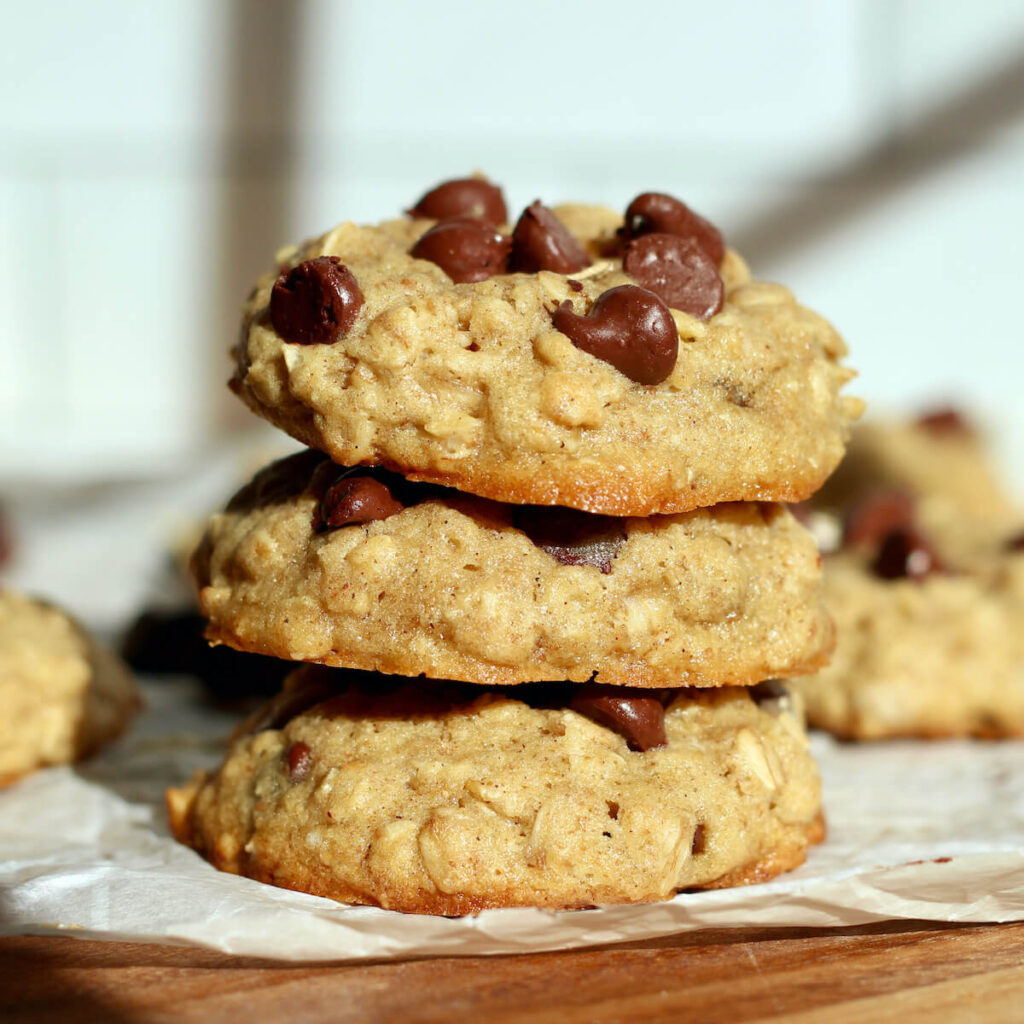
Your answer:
552;284;678;385
1006;531;1024;552
245;672;337;734
622;233;724;320
514;507;626;573
872;526;943;580
570;683;667;751
508;201;591;274
843;490;916;549
621;192;725;265
271;256;364;345
691;823;706;856
227;450;331;514
314;472;404;533
286;741;313;781
407;177;508;225
410;218;510;283
915;407;972;435
749;679;792;715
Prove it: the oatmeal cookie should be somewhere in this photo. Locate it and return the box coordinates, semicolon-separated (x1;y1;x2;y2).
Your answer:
167;667;823;914
231;185;860;516
0;590;138;785
792;414;1024;738
192;451;833;688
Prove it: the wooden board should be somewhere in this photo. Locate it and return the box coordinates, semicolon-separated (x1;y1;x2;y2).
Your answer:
3;920;1024;1022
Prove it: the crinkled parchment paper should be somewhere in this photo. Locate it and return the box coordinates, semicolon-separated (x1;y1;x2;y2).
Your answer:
2;678;1023;961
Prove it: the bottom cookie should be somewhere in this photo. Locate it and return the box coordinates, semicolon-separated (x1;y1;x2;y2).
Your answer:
0;590;139;786
168;668;823;914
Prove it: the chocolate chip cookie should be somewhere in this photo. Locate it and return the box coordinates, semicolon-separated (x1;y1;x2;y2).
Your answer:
167;667;823;914
231;180;861;516
191;451;833;688
0;590;139;785
791;413;1024;738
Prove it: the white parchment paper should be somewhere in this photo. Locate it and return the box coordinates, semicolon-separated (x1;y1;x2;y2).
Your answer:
2;677;1023;961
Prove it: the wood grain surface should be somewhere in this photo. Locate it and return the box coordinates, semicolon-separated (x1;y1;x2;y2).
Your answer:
3;921;1024;1023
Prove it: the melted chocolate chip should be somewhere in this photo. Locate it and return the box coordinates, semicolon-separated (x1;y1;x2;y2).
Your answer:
245;672;337;734
570;683;667;751
271;256;364;345
410;218;510;283
408;177;508;225
508;202;591;274
1006;531;1024;552
514;507;626;573
314;470;404;533
622;233;724;320
552;285;678;385
227;450;331;514
621;192;725;265
915;407;972;435
872;526;943;581
843;490;915;549
749;679;792;714
286;741;313;781
691;823;706;856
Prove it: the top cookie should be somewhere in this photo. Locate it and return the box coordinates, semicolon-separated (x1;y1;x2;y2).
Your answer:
232;179;861;516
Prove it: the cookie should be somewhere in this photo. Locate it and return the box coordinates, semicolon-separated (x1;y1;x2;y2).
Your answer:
191;450;833;688
0;590;139;785
167;667;823;914
231;184;860;516
791;414;1024;739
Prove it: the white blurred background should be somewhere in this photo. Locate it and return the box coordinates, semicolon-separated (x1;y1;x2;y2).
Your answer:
1;0;1023;622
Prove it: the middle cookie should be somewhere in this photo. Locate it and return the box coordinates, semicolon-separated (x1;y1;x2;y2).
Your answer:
192;450;833;688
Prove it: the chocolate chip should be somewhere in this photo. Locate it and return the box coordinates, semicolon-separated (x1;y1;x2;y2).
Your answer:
314;471;404;533
1006;531;1024;552
410;218;510;283
872;526;943;581
570;683;667;751
567;278;583;293
749;679;792;714
227;450;331;514
246;671;337;734
843;490;915;549
915;407;972;435
286;741;313;781
407;177;508;225
622;233;724;320
514;507;626;573
621;192;725;265
552;285;678;385
691;823;706;856
508;201;591;274
270;256;364;345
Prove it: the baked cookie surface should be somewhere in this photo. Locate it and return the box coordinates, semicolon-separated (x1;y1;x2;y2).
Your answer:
192;450;833;688
231;192;860;516
792;414;1024;739
167;667;823;914
0;590;138;784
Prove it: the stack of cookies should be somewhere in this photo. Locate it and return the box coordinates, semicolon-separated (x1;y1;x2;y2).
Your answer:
167;178;860;913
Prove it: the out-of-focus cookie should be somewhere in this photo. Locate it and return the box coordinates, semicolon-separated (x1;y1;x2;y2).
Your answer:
192;450;833;689
167;666;823;914
0;590;138;784
792;412;1024;739
231;182;860;516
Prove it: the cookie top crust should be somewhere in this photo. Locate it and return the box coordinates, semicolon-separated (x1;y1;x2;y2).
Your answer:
0;590;138;784
167;667;822;914
192;451;833;688
231;188;861;516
